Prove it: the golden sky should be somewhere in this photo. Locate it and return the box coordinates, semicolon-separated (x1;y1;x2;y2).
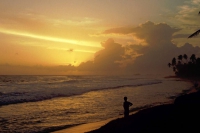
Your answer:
1;0;200;75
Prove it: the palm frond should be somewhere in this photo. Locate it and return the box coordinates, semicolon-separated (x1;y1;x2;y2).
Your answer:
188;29;200;38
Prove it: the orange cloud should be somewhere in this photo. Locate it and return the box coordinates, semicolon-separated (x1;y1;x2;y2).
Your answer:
77;21;200;75
78;39;126;72
2;21;200;75
102;21;180;46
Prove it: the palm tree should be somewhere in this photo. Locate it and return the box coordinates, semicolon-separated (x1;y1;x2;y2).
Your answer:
172;57;176;66
173;67;176;72
190;54;196;63
183;54;188;63
188;11;200;38
188;30;200;38
168;63;171;67
178;55;183;63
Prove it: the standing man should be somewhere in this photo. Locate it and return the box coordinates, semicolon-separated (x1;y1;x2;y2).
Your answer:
123;96;133;118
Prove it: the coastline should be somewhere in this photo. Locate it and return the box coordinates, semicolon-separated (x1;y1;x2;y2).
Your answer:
52;77;197;133
51;118;117;133
51;77;196;133
87;85;199;133
51;111;140;133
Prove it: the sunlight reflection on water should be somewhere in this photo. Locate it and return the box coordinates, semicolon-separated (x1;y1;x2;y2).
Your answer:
0;78;192;133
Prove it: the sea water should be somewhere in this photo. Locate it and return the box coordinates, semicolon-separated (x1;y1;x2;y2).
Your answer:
0;75;192;133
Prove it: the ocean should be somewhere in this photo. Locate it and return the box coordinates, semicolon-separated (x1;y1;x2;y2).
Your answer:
0;75;192;133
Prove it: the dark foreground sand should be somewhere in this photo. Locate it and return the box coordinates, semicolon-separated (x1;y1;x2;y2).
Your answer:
87;89;200;133
53;81;200;133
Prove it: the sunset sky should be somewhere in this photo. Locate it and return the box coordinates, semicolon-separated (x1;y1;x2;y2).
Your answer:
1;0;200;75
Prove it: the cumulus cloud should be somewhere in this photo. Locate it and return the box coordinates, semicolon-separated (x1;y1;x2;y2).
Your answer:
2;20;200;75
173;34;190;38
124;22;200;74
77;21;200;75
132;21;180;46
103;21;180;46
129;22;195;74
103;26;134;34
77;38;129;74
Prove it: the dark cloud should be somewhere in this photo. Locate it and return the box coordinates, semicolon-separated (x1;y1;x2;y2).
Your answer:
173;34;190;38
132;21;180;46
103;26;134;34
77;38;127;74
77;21;200;75
123;22;200;74
103;21;180;46
178;43;200;54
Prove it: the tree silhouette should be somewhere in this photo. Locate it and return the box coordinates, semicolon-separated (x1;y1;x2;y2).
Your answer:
190;54;196;63
172;57;176;66
168;63;171;68
168;54;200;77
183;54;188;63
188;30;200;38
178;55;183;64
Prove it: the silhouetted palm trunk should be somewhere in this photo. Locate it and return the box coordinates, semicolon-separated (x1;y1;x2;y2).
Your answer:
188;11;200;38
188;30;200;38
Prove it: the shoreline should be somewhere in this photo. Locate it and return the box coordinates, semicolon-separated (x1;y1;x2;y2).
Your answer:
51;117;120;133
51;78;196;133
51;101;175;133
51;111;140;133
87;84;199;133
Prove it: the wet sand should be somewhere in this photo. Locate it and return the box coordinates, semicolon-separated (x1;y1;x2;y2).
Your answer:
51;119;114;133
87;88;200;133
51;112;141;133
52;85;199;133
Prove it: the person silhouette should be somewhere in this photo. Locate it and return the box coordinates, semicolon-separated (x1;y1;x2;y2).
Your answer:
123;96;133;118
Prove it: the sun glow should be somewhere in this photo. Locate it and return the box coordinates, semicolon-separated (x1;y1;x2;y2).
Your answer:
0;28;102;67
47;47;96;53
0;28;101;48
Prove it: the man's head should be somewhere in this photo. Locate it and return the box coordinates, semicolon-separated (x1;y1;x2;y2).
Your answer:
124;96;127;101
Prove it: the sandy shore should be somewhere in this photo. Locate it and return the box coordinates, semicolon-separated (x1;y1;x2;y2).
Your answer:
51;118;115;133
52;109;141;133
87;87;200;133
52;81;198;133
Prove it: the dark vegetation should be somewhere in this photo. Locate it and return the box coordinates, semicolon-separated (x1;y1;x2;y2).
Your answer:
169;12;200;77
168;54;200;77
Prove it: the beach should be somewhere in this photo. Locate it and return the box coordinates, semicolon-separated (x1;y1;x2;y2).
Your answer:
52;110;140;133
52;118;115;133
87;87;200;133
53;80;199;133
0;75;194;133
